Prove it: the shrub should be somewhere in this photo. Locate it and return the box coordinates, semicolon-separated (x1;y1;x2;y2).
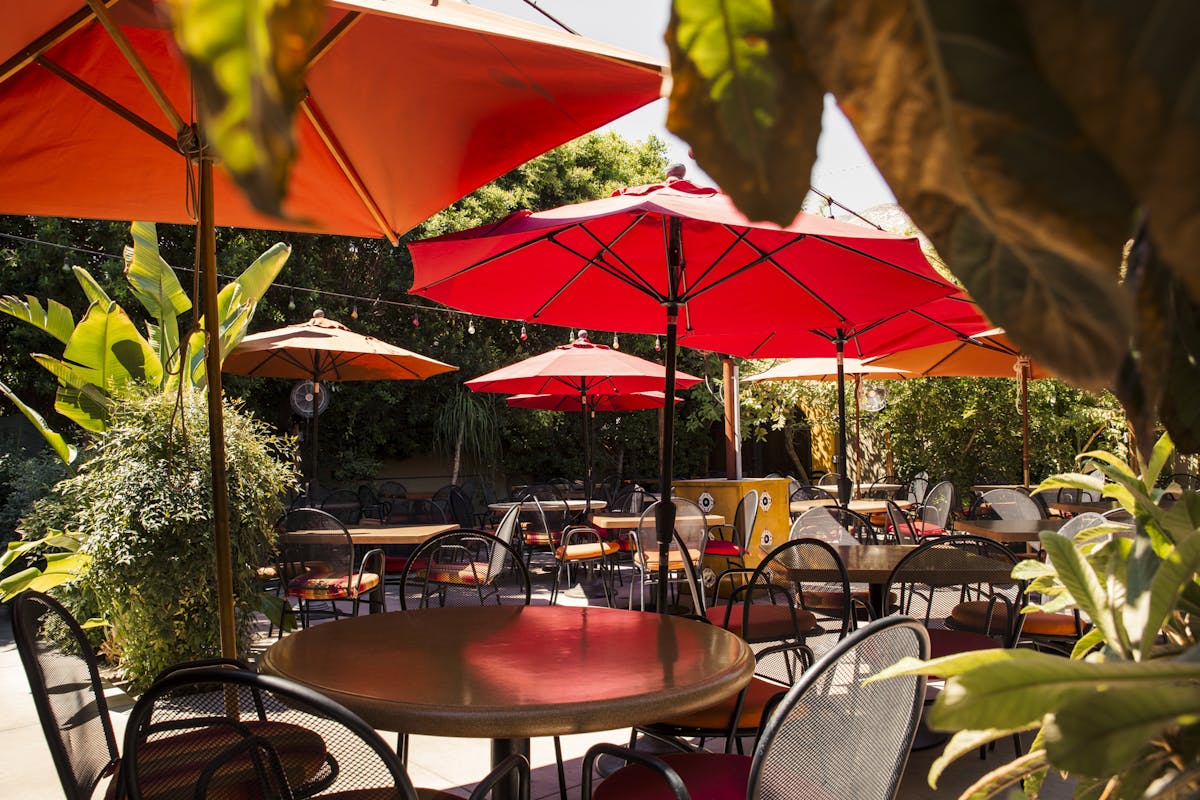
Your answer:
32;389;298;689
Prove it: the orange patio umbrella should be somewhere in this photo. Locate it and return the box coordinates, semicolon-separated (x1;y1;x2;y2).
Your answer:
224;310;457;494
865;329;1050;486
0;0;663;655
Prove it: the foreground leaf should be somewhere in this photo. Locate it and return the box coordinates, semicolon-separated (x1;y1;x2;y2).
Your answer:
0;379;77;465
0;294;75;345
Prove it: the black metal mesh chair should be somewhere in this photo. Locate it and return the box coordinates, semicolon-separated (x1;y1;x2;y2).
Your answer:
609;484;651;514
910;479;955;537
12;591;120;800
884;499;917;544
280;509;385;626
549;524;618;607
514;492;569;570
122;665;531;800
787;485;835;520
629;499;708;613
447;486;480;529
377;481;407;504
883;534;1022;658
583;616;930;800
385;497;448;525
970;488;1045;521
319;489;362;525
786;508;880;622
827;506;878;544
357;484;386;523
707;538;852;663
705;489;758;578
398;524;531;609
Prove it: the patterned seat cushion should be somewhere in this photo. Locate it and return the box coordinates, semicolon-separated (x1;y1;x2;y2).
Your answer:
425;560;489;585
288;571;380;600
522;531;562;546
555;541;619;561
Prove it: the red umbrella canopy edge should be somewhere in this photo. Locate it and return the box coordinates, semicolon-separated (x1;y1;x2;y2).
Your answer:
506;391;679;412
466;334;701;397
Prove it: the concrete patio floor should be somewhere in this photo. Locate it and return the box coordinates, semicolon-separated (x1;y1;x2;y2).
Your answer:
0;563;1075;799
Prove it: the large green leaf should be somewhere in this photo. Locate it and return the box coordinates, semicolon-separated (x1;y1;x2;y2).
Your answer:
0;551;89;601
1142;533;1200;660
166;0;323;217
31;354;110;432
927;656;1200;732
63;302;163;390
1041;531;1129;657
124;220;190;371
0;379;77;465
0;294;75;345
667;0;821;222
929;728;1041;791
1046;685;1200;776
72;266;112;307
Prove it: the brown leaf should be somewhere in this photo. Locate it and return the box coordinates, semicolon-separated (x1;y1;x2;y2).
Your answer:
666;0;822;224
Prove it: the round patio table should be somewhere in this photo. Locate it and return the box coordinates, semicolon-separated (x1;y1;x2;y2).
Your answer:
260;605;754;797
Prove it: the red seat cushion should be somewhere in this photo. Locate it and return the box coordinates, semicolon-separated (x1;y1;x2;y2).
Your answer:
384;556;408;574
705;540;745;558
705;603;818;641
594;752;750;800
909;520;947;538
928;628;1001;658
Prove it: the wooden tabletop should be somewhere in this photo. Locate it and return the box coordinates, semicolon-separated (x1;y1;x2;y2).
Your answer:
591;512;725;530
1049;501;1117;517
260;606;754;739
787;543;1015;585
971;484;1030;493
341;523;458;545
789;498;911;515
954;517;1069;543
488;499;607;512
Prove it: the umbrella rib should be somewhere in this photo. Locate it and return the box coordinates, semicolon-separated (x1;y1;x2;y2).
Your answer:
300;97;399;246
673;225;753;301
35;56;178;152
806;233;952;286
307;10;362;67
574;216;665;299
417;225;585;291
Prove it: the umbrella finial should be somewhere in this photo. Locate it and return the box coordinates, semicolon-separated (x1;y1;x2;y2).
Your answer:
666;162;686;180
313;309;325;319
577;329;588;342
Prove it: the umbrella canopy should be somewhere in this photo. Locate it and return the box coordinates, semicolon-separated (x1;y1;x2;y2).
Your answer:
224;310;457;382
0;0;665;241
506;391;677;412
2;0;662;655
865;329;1049;486
224;310;456;496
409;178;958;611
470;334;700;509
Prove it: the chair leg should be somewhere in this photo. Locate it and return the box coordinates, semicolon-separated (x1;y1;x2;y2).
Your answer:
554;735;567;800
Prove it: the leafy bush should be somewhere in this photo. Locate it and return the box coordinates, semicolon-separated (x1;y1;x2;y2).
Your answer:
0;449;66;547
28;390;297;689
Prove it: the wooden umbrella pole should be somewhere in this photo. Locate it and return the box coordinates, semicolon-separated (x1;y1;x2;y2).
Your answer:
1020;358;1030;487
199;156;237;660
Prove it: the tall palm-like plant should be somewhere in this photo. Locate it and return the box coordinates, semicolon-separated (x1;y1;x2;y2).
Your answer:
435;389;501;485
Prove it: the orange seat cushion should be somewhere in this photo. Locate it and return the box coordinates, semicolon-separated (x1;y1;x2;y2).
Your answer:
288;572;380;600
951;601;1079;638
555;541;619;561
654;676;788;731
706;604;818;641
424;560;489;585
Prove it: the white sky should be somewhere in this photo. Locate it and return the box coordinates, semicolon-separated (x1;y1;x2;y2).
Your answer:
469;0;897;213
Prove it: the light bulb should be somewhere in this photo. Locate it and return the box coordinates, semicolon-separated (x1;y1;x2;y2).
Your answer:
412;312;419;327
288;294;296;311
654;335;661;352
62;257;71;274
519;323;528;341
351;304;358;320
468;318;476;334
612;333;619;350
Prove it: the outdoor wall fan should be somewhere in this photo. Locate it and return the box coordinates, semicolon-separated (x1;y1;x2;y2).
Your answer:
290;380;330;418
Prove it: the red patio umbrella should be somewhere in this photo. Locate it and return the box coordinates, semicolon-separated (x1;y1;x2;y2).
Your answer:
409;178;958;611
224;310;457;494
1;0;663;654
468;333;701;511
506;391;676;412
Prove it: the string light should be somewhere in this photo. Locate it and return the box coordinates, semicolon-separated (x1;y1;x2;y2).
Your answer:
467;317;476;334
62;256;71;274
654;335;661;352
612;333;619;349
350;304;358;320
288;293;296;311
519;323;527;341
411;312;419;327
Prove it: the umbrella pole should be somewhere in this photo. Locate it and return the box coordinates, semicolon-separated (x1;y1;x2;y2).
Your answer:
1020;358;1030;487
582;392;592;515
199;157;237;660
656;217;683;615
854;375;862;487
311;380;320;499
835;331;851;505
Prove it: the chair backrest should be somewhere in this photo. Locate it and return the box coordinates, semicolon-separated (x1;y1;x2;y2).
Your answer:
787;506;856;546
746;538;853;656
816;472;841;487
749;616;929;800
386;497;448;525
122;665;420;800
904;475;930;504
789;485;835;503
883;535;1022;645
825;506;878;544
1079;469;1105;502
12;591;120;800
515;493;567;542
633;499;708;569
431;483;459;512
447;486;477;528
521;483;563;501
920;480;956;528
398;528;531;609
884;499;917;544
281;509;354;585
356;485;384;522
978;488;1044;520
320;489;362;525
377;480;407;502
732;490;760;548
609;484;650;514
